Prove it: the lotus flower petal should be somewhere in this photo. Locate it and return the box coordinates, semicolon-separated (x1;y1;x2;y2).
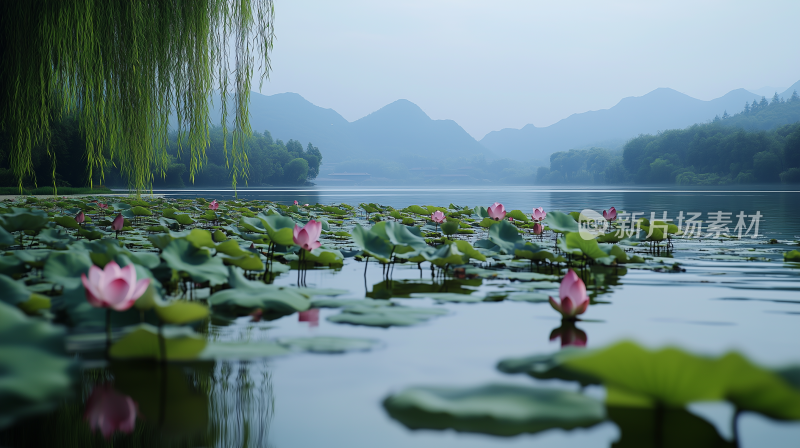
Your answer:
561;297;575;316
294;220;322;252
76;211;85;223
533;223;543;235
111;214;124;231
488;202;506;221
549;296;562;313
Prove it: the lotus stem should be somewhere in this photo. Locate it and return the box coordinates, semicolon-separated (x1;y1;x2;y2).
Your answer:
158;320;166;364
105;308;112;358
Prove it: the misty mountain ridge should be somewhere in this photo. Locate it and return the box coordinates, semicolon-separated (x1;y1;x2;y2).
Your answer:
203;79;800;165
207;93;491;163
479;83;800;161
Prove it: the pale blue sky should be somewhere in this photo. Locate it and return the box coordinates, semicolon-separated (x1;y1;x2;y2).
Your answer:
256;0;800;139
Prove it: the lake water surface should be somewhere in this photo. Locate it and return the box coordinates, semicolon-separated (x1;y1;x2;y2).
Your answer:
3;186;799;448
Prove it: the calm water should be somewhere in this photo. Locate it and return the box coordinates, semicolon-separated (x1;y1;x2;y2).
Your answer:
3;186;800;447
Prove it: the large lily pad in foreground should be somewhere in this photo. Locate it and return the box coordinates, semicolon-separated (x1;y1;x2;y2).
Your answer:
383;383;605;436
499;341;800;420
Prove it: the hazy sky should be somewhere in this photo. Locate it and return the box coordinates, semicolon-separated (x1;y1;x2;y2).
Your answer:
255;0;800;139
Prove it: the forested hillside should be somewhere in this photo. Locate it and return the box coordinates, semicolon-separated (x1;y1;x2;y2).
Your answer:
537;92;800;185
0;117;323;189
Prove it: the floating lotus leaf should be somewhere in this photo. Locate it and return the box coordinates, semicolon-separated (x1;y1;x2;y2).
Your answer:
155;301;210;325
0;225;13;246
303;247;345;266
544;211;579;234
199;341;290;360
208;267;310;317
565;232;616;263
160;239;228;286
239;216;267;233
500;341;800;420
80;239;161;269
497;348;601;387
310;298;390;308
327;304;448;327
42;250;93;290
131;206;152;216
0;208;49;232
785;250;800;262
367;278;481;299
506;209;530;222
0;302;74;430
409;292;486;303
382;221;427;248
351;224;392;261
277;336;381;354
52;215;79;229
440;220;459;235
0;274;49;312
110;323;207;361
261;213;297;246
488;220;522;254
215;240;264;270
383;383;605;437
514;241;556;262
507;292;550;303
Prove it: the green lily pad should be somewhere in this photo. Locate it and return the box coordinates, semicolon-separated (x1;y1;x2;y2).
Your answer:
409;292;487;303
383;383;605;437
327;304;448;327
42;250;93;290
161;239;228;286
543;211;579;234
277;336;381;354
488;220;522;254
198;341;290;360
783;250;800;262
109;324;207;361
155;301;210;325
207;267;310;317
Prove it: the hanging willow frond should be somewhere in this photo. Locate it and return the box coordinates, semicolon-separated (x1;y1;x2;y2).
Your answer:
0;0;275;195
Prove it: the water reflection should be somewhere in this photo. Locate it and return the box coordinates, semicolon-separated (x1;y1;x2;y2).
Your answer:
549;322;588;348
0;361;275;448
299;308;320;327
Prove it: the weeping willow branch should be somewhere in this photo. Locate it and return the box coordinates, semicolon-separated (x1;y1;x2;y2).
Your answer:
0;0;275;195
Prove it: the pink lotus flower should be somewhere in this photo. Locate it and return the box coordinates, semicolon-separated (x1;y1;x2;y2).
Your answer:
76;211;85;224
209;200;219;211
603;207;617;221
431;210;446;224
487;202;506;221
532;207;546;222
294;200;299;206
81;261;150;311
98;203;108;210
299;308;319;327
111;214;124;231
293;219;322;251
304;203;309;207
84;384;138;439
549;269;590;320
533;223;543;235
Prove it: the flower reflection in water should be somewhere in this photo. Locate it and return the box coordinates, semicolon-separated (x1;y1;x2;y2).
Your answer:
84;383;138;439
299;308;319;327
549;321;587;348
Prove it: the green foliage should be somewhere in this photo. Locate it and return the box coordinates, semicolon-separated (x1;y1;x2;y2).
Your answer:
383;384;605;436
0;1;275;194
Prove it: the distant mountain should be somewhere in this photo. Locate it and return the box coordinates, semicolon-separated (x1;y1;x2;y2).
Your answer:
780;80;800;98
480;87;771;161
209;92;491;163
